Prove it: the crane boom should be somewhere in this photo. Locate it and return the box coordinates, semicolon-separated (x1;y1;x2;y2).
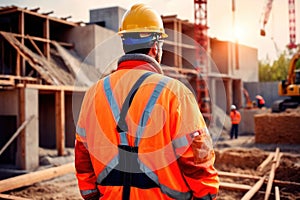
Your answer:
287;0;296;49
260;0;297;49
260;0;273;36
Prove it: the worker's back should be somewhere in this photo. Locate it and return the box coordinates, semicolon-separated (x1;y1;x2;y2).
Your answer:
77;69;203;199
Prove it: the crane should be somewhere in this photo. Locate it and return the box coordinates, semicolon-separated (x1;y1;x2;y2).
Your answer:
260;0;297;50
193;0;211;124
260;0;300;112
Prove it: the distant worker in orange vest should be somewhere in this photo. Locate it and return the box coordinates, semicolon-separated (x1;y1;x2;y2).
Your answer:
74;3;219;200
230;105;241;139
256;95;265;108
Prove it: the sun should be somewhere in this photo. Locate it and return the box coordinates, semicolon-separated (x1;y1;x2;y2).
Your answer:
233;25;245;42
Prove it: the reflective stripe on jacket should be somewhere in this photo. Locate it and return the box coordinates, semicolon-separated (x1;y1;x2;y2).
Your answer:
75;54;219;199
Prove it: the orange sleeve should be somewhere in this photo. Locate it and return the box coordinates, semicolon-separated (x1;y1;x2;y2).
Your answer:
177;130;219;199
75;87;100;199
174;92;219;199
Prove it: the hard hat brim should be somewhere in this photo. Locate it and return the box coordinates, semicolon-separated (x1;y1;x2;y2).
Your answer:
118;29;168;39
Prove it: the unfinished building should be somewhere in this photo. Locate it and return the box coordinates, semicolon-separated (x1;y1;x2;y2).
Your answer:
0;5;259;172
0;6;98;172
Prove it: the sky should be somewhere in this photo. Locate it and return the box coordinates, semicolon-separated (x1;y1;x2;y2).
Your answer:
1;0;299;62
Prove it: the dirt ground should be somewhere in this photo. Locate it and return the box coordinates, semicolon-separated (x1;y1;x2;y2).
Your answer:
4;133;300;200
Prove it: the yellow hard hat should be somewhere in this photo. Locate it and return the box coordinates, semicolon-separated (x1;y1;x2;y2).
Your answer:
118;3;168;39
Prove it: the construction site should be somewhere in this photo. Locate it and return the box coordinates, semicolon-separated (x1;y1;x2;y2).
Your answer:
0;1;299;200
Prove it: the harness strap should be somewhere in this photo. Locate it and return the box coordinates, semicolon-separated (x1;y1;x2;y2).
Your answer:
116;72;153;145
135;77;169;146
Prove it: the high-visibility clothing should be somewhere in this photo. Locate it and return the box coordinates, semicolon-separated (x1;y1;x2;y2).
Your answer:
230;110;241;124
258;98;265;105
75;54;219;199
256;95;265;106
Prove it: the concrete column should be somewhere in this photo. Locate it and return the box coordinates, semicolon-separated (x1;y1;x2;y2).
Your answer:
17;88;39;171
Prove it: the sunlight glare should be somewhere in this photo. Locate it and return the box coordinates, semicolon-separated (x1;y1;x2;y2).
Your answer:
233;25;245;42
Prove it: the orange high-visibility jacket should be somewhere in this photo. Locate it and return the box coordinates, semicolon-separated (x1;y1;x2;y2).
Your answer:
75;54;219;200
258;98;265;105
230;110;241;124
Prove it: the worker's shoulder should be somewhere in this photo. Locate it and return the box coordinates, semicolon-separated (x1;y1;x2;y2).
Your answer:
150;73;194;95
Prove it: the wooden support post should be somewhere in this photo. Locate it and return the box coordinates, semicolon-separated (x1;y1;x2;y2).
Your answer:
16;53;21;76
241;176;266;200
56;90;65;156
44;18;50;60
0;163;74;193
18;11;25;76
264;147;280;200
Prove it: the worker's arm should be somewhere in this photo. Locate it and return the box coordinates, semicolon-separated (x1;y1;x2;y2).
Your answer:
177;130;219;199
74;86;100;200
75;137;100;200
172;91;219;199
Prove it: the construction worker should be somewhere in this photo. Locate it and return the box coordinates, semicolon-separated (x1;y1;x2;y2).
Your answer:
229;105;241;139
75;3;219;200
255;95;265;108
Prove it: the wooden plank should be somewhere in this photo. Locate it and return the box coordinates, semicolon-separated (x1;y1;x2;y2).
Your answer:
55;90;65;156
264;147;280;200
0;31;74;48
0;7;77;27
241;176;266;200
218;171;261;180
275;153;282;169
0;163;75;193
0;76;14;86
218;170;300;187
27;35;45;58
16;83;88;92
275;186;280;200
220;182;252;191
0;193;31;200
257;153;274;172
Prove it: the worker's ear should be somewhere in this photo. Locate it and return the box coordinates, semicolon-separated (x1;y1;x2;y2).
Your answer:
148;41;158;57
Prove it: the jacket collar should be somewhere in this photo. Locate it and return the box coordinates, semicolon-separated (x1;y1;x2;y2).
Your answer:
117;54;164;74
